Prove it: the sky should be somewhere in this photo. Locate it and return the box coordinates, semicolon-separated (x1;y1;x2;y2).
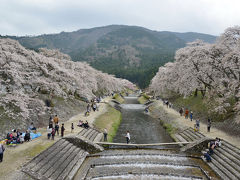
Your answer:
1;0;240;36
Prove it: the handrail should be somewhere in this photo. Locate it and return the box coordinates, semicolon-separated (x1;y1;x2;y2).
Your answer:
95;142;193;146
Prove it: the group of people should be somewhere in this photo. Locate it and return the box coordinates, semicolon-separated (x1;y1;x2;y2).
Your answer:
0;122;39;163
5;129;31;145
179;107;193;121
179;107;212;133
47;115;65;140
85;98;101;116
77;120;89;129
203;138;222;162
163;99;173;108
3;121;38;145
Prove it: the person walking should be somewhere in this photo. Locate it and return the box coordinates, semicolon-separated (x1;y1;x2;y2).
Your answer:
103;128;108;142
71;123;74;133
61;123;65;137
51;128;55;140
53;115;59;125
55;122;59;136
47;124;52;139
125;131;130;144
190;111;193;121
179;108;183;116
185;108;189;119
196;119;200;131
49;116;53;125
0;143;5;163
207;118;211;132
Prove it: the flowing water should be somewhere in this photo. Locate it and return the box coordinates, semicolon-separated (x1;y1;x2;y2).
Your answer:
113;95;174;146
74;95;216;179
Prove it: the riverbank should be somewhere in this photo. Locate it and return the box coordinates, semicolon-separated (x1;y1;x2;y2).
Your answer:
0;97;111;180
94;105;122;142
149;100;240;148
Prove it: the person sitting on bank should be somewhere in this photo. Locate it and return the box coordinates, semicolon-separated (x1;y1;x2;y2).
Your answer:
83;121;89;129
203;151;211;162
28;122;37;132
77;120;83;127
215;137;221;147
24;131;31;142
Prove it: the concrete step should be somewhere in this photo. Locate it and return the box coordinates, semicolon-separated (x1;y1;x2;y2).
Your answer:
86;162;204;179
215;148;240;167
93;133;103;142
37;142;74;177
212;152;240;179
178;132;193;142
23;139;65;171
187;128;205;138
201;156;229;180
31;140;70;173
222;141;240;154
89;173;203;180
185;129;202;140
48;146;78;179
82;128;93;139
220;144;240;161
56;149;84;180
78;128;85;134
64;151;89;180
181;130;196;141
89;131;99;142
211;156;238;180
174;134;188;143
78;128;88;136
85;129;95;139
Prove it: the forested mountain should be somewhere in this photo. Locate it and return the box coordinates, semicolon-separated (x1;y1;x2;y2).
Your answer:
1;25;217;88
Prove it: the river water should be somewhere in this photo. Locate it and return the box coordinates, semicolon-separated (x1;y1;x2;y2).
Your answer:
113;95;174;146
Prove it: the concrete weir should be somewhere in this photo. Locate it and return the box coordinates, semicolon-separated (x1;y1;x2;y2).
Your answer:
21;95;240;180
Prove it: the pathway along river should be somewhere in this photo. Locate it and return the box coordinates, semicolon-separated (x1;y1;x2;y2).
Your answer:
113;95;174;148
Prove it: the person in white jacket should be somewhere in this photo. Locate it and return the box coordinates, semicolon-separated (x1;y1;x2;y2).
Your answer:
47;125;52;139
125;131;130;144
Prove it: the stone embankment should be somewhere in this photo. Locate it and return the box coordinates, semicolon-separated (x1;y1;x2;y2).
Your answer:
149;99;240;180
22;128;104;180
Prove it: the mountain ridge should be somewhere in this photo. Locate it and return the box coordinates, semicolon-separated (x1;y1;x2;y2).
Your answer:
0;25;217;88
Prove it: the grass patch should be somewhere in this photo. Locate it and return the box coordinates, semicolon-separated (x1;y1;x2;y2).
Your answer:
159;120;177;135
173;94;209;116
94;105;122;142
138;93;150;104
172;93;235;122
112;93;125;103
23;141;55;157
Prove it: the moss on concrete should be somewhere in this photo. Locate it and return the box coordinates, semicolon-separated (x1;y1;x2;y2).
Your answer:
112;94;125;104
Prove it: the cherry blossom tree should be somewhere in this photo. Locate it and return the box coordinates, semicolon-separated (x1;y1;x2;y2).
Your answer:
150;26;240;114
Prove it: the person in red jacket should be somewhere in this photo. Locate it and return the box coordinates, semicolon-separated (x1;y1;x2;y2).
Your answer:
185;108;189;119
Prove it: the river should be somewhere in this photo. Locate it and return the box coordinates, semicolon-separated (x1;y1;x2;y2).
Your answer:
113;95;174;146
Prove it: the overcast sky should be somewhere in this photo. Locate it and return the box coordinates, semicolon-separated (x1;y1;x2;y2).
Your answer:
1;0;240;36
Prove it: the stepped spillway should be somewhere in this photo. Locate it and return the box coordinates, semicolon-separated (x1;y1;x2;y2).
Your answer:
75;149;212;180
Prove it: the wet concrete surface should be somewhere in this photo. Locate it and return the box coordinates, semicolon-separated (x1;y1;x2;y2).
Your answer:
113;96;175;148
